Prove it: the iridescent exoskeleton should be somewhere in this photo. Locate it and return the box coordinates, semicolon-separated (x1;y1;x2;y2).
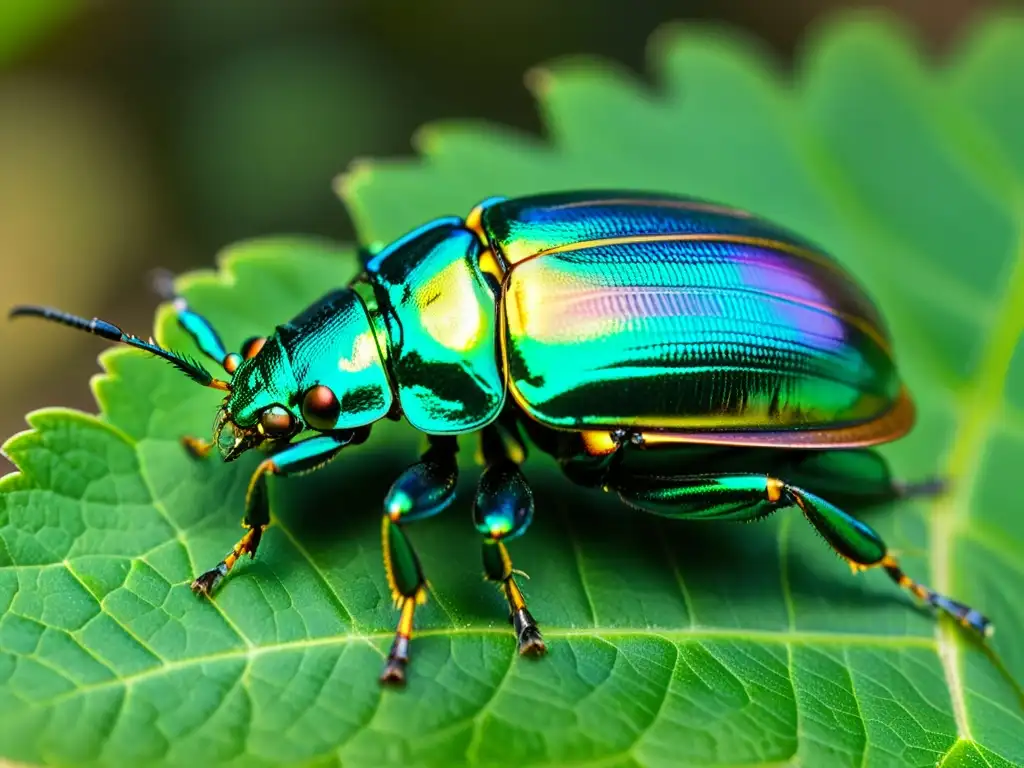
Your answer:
11;191;992;684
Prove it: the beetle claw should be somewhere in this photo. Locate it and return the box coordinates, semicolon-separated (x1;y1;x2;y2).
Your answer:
512;607;546;656
518;625;547;657
190;564;227;596
379;658;408;686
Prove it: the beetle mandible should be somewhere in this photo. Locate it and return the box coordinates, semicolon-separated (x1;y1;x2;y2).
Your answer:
11;190;992;684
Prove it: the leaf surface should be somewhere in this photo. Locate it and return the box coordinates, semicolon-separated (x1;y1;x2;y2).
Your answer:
2;12;1024;768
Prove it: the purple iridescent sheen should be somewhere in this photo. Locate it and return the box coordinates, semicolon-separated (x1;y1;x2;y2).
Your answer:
479;192;899;432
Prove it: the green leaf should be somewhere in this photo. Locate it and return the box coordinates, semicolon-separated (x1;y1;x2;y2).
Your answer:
2;11;1023;768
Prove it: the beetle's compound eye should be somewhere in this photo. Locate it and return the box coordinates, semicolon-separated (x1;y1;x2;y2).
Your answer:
223;353;243;374
302;385;340;430
217;425;237;455
258;405;294;437
241;336;266;360
213;409;238;456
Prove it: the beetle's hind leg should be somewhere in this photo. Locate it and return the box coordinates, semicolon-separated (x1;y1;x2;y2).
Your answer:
612;472;992;638
378;436;459;685
781;480;991;636
474;423;545;656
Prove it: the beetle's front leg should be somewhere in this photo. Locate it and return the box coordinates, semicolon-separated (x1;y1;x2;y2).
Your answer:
379;436;460;685
191;434;351;595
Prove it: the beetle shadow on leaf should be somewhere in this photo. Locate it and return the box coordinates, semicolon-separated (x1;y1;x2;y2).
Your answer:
254;441;927;635
274;446;410;541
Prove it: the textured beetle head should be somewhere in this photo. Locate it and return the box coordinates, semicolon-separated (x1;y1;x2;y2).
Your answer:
210;288;394;461
212;335;303;461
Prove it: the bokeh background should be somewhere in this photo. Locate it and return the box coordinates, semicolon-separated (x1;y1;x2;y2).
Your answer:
0;0;1003;471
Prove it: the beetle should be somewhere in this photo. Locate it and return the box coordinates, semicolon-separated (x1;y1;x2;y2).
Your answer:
11;190;992;684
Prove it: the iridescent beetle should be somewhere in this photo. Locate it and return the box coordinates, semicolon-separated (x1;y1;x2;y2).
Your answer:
11;191;992;684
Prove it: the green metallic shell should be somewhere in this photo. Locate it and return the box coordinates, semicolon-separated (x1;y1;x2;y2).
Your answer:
365;219;505;434
476;191;903;436
227;289;392;430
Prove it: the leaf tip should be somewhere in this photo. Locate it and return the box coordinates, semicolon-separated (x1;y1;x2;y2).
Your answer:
946;10;1024;85
334;160;373;206
797;6;927;77
0;427;31;479
410;124;442;155
646;19;784;89
524;66;553;97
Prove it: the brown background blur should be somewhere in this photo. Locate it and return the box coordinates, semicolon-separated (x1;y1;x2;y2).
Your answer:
0;0;1000;471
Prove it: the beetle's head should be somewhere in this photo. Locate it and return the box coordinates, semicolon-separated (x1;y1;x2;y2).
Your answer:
210;336;304;461
212;400;299;461
211;290;394;461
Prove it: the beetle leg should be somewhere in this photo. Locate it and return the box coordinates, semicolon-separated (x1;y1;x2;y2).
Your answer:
181;436;215;459
474;425;544;656
612;472;992;638
190;434;351;596
779;481;991;637
154;270;249;375
379;436;460;685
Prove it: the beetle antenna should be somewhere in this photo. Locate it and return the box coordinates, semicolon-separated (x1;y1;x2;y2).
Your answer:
9;305;231;391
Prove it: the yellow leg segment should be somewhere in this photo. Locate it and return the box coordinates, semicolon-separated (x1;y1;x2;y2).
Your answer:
181;436;214;459
485;541;545;657
377;436;459;686
380;596;418;685
880;555;992;637
191;459;276;596
191;525;266;596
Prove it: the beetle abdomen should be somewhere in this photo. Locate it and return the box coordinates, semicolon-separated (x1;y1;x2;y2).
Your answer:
489;193;902;436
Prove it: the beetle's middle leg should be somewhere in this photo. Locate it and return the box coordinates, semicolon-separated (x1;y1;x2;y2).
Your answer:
379;435;460;685
191;434;350;595
611;471;992;637
474;423;545;656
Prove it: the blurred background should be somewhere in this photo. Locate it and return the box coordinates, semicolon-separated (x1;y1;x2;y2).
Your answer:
0;0;1005;470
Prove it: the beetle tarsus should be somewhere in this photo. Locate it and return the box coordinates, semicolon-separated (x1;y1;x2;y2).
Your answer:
512;608;546;656
379;634;411;686
880;555;993;638
379;659;407;686
933;595;993;638
191;563;227;596
191;525;264;597
380;597;416;685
